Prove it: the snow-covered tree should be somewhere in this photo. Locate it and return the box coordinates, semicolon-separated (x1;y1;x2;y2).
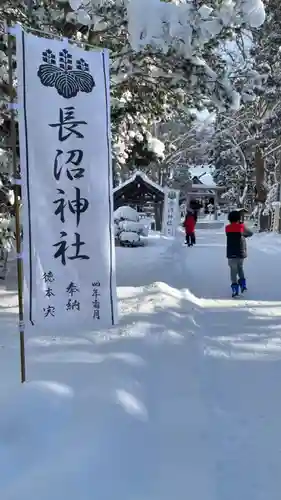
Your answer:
212;0;281;209
210;109;255;206
0;0;266;182
211;69;281;209
146;112;214;192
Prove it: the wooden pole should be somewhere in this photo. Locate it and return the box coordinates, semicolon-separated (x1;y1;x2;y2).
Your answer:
277;157;281;202
7;22;26;383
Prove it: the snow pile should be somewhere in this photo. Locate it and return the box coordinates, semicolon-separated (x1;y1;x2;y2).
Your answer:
119;220;142;233
249;230;281;254
114;206;147;246
114;206;139;222
119;231;141;245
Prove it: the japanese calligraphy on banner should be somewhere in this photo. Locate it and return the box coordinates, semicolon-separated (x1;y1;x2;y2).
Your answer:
16;27;117;334
162;188;180;237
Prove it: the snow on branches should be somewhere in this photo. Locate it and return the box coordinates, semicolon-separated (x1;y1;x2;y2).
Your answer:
211;0;281;210
0;0;267;186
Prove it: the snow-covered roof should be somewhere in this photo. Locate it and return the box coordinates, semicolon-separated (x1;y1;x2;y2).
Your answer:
199;174;215;186
113;170;165;194
190;166;216;187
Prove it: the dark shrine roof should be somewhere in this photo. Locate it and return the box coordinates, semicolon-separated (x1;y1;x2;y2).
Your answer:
114;171;164;207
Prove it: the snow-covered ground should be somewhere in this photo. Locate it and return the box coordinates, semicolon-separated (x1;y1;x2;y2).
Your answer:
1;227;281;499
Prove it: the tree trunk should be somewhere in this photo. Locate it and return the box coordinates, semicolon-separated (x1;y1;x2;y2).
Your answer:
255;147;267;203
112;158;118;188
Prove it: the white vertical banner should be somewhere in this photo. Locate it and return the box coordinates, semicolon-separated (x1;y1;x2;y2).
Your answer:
162;187;180;237
16;27;117;334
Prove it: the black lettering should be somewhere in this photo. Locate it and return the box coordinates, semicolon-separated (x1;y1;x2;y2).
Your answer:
53;149;84;181
49;107;87;142
53;231;90;266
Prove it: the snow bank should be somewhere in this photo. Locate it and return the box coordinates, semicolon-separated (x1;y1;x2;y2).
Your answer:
119;230;141;245
114;206;139;222
249;231;281;255
3;227;281;500
0;231;178;499
119;220;144;233
116;231;177;287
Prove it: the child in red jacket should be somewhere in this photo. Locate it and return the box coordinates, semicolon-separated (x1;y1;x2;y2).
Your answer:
183;210;196;247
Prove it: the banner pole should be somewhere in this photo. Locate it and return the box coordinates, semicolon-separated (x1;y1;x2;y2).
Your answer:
7;22;26;383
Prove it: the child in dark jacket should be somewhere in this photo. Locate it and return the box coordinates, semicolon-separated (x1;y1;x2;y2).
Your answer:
225;210;253;297
183;210;196;247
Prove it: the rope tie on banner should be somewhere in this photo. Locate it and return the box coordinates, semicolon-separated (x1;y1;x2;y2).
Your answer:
7;26;17;36
12;178;22;185
18;321;25;332
7;103;19;110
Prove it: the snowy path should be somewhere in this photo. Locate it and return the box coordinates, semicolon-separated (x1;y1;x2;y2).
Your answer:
1;229;281;499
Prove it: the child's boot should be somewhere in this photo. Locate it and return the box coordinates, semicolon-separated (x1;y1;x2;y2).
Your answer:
231;283;239;297
238;278;247;293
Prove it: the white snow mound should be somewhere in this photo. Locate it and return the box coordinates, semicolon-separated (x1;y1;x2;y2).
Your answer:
114;206;139;222
119;231;140;244
119;220;145;234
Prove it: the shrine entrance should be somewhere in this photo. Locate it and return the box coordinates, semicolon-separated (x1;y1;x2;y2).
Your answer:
113;171;165;230
184;182;226;220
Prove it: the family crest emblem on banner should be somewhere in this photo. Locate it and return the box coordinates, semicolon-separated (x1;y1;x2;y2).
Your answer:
37;48;95;99
168;191;177;200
